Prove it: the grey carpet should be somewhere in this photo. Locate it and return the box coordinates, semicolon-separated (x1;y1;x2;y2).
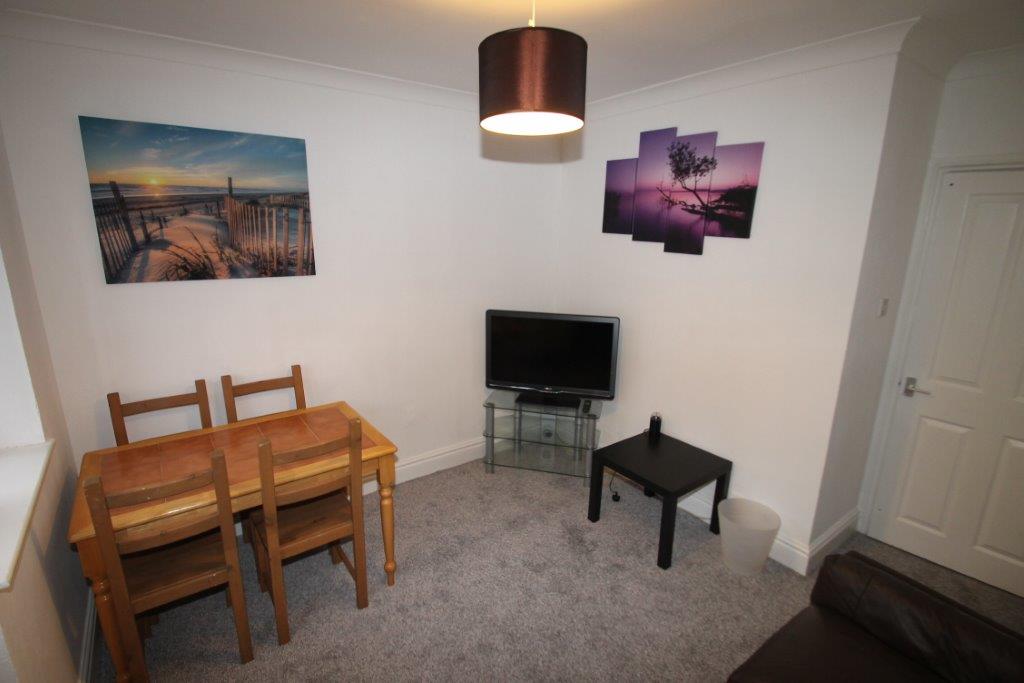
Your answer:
94;460;1024;681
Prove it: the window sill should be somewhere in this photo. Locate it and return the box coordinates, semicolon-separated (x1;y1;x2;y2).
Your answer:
0;440;55;591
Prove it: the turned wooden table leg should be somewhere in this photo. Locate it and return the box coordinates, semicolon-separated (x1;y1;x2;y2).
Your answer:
81;542;131;682
376;455;397;586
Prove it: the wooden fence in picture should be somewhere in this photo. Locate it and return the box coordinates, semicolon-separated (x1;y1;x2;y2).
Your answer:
224;196;315;276
94;181;160;282
94;180;225;282
266;193;310;210
95;199;138;282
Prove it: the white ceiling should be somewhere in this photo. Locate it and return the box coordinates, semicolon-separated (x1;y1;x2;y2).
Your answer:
4;0;1024;101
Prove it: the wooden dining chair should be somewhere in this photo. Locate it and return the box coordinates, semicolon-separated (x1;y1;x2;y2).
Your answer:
250;417;368;645
221;364;306;423
107;379;213;446
83;450;253;682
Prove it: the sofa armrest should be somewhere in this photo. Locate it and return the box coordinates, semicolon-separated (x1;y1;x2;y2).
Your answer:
811;551;1024;682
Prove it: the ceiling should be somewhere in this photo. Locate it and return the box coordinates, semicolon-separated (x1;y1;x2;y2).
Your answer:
4;0;1024;101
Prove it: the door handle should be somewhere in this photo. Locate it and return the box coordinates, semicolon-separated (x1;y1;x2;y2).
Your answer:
903;377;932;397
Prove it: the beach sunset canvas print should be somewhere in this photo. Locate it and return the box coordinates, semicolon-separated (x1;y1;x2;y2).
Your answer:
79;116;315;284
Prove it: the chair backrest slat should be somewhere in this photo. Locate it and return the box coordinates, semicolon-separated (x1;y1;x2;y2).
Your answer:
107;379;213;446
115;507;219;554
83;450;245;677
273;436;350;467
258;417;363;546
222;364;305;423
121;392;201;416
274;471;347;508
114;450;239;560
85;449;239;563
105;469;215;509
87;450;228;554
232;376;292;397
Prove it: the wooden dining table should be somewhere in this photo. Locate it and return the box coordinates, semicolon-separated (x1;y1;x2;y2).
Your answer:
67;401;398;682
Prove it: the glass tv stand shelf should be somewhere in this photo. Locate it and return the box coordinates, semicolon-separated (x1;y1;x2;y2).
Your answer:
483;390;602;479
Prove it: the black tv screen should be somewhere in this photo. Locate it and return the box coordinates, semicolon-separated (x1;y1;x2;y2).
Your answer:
486;310;619;399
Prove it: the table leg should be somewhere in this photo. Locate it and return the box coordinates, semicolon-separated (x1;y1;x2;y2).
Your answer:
79;541;131;682
658;495;678;569
376;454;397;586
710;470;731;535
587;453;604;522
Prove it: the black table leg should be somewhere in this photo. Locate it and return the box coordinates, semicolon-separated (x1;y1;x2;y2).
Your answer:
587;453;604;522
657;495;678;569
710;469;731;535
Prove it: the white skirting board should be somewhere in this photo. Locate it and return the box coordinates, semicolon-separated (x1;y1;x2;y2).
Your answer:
805;508;862;573
678;495;861;576
76;437;486;681
367;437;485;493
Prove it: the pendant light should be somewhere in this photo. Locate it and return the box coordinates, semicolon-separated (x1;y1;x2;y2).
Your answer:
478;1;587;136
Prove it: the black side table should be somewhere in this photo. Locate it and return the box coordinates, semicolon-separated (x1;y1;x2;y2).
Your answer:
588;432;732;569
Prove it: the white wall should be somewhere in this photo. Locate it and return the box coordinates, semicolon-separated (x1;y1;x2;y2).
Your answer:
0;247;42;447
0;117;85;681
0;8;1010;677
0;8;991;617
0;12;563;471
811;54;945;542
856;44;1024;532
554;23;916;560
0;447;84;682
931;45;1024;160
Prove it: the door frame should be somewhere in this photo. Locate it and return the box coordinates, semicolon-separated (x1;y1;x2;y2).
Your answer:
859;152;1024;535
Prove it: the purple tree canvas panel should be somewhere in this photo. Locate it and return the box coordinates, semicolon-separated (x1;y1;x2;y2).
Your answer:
602;158;637;234
79;116;315;284
704;142;765;239
631;127;677;242
662;131;718;255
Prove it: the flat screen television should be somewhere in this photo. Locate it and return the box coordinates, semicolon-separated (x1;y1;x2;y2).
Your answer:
486;310;619;403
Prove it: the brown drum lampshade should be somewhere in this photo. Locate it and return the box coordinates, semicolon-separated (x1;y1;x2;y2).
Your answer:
478;27;587;136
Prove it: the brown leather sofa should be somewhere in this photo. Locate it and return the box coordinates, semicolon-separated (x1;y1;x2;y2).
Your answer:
729;551;1024;682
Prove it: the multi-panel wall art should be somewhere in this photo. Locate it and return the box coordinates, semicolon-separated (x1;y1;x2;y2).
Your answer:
79;116;315;284
602;127;764;255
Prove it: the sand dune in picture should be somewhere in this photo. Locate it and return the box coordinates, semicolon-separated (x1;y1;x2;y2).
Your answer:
116;215;256;283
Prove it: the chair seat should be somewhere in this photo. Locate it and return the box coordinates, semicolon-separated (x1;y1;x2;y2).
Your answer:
253;492;354;559
124;530;230;614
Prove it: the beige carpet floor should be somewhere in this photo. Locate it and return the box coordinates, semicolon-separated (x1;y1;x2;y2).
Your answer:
94;460;1024;681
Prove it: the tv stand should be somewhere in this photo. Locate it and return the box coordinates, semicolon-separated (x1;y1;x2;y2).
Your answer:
483;390;602;482
514;391;581;409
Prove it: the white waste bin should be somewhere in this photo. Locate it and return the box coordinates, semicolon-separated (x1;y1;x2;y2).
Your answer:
718;498;781;575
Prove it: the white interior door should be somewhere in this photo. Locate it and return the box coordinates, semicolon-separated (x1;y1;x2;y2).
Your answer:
868;168;1024;597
